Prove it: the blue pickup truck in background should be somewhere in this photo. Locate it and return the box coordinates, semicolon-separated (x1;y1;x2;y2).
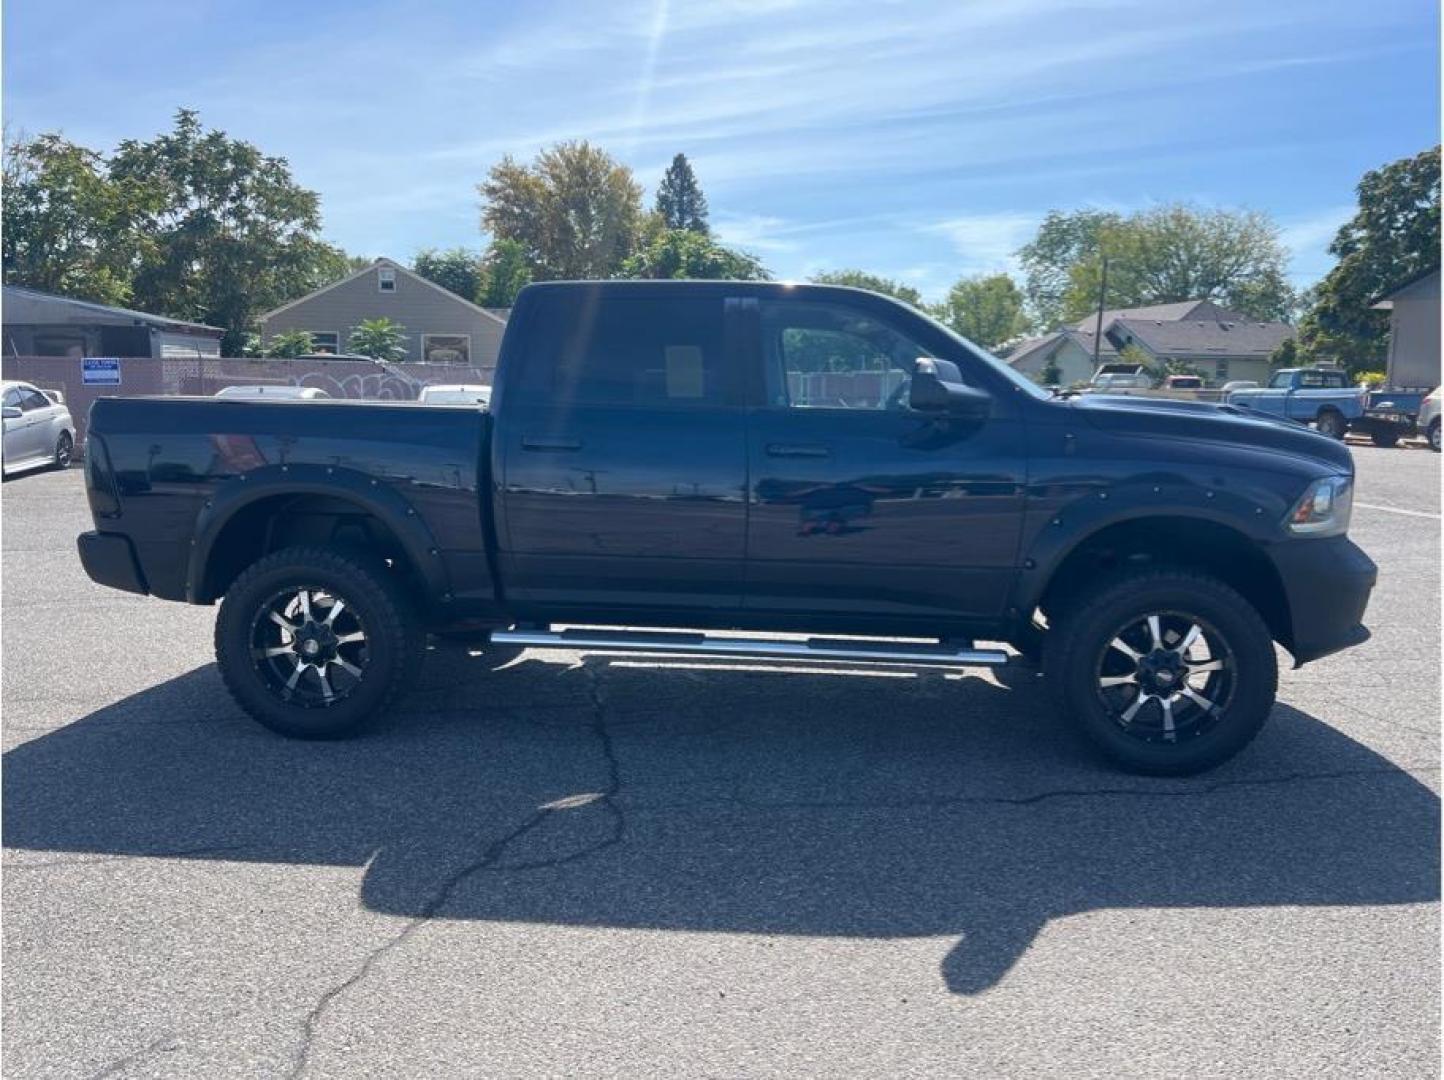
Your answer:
1224;368;1368;439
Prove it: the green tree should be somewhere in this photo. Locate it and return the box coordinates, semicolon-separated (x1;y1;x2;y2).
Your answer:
478;238;533;307
931;273;1032;351
654;153;709;233
619;228;768;280
413;247;482;300
809;269;922;307
348;318;409;361
262;328;315;358
1296;146;1440;370
1017;208;1121;330
1;132;141;306
1057;204;1293;324
108;109;349;354
479;141;643;279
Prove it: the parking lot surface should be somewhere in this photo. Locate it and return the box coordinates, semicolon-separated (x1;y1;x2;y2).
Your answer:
3;446;1439;1078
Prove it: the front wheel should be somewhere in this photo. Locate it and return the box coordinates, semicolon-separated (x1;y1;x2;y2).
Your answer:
215;546;425;738
1315;410;1347;439
1429;419;1441;453
1044;570;1278;775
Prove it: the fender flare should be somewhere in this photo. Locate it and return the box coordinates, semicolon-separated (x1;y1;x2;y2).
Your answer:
186;464;448;603
1009;484;1271;619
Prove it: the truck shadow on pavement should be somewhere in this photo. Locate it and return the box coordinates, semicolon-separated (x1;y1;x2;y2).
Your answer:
4;648;1439;995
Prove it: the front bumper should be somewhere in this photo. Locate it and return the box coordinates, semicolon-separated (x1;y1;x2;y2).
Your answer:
1268;536;1377;665
76;531;149;596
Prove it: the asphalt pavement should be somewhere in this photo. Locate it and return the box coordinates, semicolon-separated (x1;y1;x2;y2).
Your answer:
2;445;1439;1078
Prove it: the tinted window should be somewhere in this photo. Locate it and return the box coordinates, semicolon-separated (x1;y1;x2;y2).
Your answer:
761;301;935;410
19;389;50;411
518;295;727;408
3;389;20;409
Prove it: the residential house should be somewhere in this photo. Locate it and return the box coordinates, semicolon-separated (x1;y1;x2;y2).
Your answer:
260;258;507;372
1372;267;1440;389
1;284;224;358
1009;299;1294;387
1005;329;1115;387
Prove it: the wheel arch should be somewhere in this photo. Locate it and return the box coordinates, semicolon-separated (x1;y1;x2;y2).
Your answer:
188;465;447;607
1022;512;1293;650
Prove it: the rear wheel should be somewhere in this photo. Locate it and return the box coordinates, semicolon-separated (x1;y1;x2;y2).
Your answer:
1044;570;1277;775
215;546;424;738
52;432;72;469
1315;410;1347;439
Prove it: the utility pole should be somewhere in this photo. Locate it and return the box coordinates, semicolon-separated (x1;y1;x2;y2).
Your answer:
1092;255;1109;368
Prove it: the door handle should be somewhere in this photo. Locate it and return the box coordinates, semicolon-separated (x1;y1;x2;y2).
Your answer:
766;443;830;458
521;435;582;452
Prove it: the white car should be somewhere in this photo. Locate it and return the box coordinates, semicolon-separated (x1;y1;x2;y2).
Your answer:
214;385;331;400
2;380;76;476
1418;386;1440;452
418;383;491;407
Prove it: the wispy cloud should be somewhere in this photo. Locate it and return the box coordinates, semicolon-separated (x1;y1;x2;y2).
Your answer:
924;213;1040;276
1280;205;1353;284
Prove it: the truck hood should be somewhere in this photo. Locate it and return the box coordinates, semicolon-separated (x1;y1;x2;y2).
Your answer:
1070;394;1353;472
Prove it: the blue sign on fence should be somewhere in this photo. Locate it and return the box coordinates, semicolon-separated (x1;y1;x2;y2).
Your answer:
81;357;121;386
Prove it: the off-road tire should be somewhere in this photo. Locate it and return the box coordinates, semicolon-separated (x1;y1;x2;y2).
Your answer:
215;546;424;738
1043;569;1277;775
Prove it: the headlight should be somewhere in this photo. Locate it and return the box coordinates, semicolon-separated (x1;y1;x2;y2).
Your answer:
1286;475;1353;537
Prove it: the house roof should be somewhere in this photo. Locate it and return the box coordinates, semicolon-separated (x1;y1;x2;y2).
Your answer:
260;258;509;325
1070;299;1250;332
1;284;223;335
1112;316;1292;359
1005;328;1116;368
1371;265;1440;308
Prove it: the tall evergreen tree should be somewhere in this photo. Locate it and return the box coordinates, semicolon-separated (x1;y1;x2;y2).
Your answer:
654;153;709;234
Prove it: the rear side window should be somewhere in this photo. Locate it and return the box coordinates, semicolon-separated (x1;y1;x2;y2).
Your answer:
517;294;727;408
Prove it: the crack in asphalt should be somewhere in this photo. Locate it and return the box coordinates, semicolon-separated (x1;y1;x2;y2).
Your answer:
286;659;626;1079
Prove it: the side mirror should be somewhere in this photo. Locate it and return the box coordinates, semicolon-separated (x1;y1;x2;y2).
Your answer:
2;406;20;420
909;358;990;419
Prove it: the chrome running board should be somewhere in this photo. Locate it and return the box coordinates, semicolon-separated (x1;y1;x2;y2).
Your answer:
488;627;1008;666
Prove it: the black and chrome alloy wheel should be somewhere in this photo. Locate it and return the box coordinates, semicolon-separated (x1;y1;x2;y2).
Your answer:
250;586;369;707
1095;611;1235;745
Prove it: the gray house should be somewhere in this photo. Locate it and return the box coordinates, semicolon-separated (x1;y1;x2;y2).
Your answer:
2;284;224;358
1005;329;1115;387
1372;267;1440;389
260;258;507;370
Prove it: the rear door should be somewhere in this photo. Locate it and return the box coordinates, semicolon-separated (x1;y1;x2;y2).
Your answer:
497;287;749;618
743;298;1027;626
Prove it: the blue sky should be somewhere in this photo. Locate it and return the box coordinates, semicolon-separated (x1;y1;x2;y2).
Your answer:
4;0;1439;301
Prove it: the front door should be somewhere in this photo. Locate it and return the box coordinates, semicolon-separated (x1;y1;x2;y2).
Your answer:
498;287;748;619
744;299;1027;627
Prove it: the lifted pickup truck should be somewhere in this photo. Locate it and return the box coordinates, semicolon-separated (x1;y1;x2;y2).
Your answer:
77;281;1377;775
1224;367;1368;438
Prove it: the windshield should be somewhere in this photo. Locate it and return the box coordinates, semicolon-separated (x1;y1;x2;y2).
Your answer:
927;316;1052;400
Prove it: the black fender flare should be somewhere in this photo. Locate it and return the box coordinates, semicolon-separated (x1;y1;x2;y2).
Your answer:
1009;482;1272;619
186;464;448;604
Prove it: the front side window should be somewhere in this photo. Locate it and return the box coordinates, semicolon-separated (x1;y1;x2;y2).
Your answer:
518;295;726;408
19;388;50;411
761;301;933;410
3;389;21;410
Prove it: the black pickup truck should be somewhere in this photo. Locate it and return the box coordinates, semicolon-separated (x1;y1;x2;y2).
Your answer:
77;281;1377;774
